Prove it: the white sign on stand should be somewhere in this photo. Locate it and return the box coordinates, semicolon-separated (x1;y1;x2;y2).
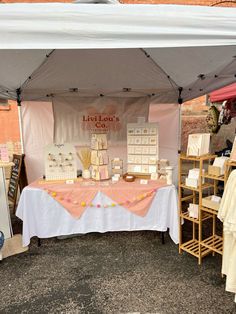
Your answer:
0;164;12;240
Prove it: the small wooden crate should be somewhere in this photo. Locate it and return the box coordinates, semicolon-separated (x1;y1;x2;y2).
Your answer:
208;165;221;177
202;196;220;211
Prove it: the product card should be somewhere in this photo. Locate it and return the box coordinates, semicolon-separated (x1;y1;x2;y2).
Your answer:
140;179;148;185
211;195;221;203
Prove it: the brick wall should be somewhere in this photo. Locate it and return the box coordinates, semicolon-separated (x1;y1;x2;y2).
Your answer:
0;101;20;144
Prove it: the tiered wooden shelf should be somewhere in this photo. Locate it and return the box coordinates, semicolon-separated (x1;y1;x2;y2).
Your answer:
201;235;223;255
178;153;225;264
181;239;212;258
180;210;212;223
225;160;236;181
180;182;214;191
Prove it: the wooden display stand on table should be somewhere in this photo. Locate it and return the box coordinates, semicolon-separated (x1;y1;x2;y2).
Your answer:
178;154;225;265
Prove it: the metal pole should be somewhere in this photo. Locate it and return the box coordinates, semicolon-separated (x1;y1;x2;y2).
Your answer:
16;89;24;154
178;103;182;154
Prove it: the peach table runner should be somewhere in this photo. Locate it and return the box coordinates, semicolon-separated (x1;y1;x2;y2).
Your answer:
30;179;168;219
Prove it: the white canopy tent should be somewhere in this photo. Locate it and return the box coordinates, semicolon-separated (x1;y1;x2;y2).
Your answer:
0;3;236;103
0;3;236;184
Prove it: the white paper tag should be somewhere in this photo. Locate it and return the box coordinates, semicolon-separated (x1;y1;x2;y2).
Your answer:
150;172;158;180
211;195;221;203
66;179;74;184
140;179;148;185
112;176;119;182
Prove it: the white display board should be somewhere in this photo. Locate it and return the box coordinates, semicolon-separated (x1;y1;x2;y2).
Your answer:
0;167;12;239
127;122;159;175
44;143;77;180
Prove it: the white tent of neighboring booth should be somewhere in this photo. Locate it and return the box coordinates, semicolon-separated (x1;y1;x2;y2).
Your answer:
0;3;236;184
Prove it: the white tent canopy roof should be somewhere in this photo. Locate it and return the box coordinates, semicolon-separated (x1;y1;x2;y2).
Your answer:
0;3;236;102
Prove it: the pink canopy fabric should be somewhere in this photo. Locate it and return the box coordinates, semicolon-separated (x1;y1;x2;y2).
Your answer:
210;82;236;103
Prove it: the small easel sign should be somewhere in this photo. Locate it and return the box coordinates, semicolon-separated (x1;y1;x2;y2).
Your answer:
8;154;28;213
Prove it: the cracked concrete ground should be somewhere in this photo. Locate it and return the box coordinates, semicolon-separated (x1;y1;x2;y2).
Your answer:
0;231;236;314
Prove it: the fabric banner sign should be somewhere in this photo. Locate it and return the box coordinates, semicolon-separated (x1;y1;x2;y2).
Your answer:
53;96;150;144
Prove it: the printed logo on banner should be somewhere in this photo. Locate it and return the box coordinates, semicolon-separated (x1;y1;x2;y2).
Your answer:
82;105;121;133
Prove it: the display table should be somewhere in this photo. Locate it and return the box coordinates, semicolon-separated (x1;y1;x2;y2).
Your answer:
16;182;179;247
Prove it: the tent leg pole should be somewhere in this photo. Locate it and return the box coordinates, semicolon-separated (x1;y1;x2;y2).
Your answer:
17;105;24;154
178;103;182;154
16;88;24;154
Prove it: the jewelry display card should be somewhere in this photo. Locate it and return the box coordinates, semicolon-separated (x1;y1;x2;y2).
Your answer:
91;134;108;150
91;165;109;181
45;143;77;181
127;122;159;175
91;150;109;165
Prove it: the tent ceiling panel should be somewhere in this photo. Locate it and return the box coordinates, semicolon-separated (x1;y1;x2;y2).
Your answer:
22;49;174;98
18;47;236;103
146;46;236;87
0;50;50;99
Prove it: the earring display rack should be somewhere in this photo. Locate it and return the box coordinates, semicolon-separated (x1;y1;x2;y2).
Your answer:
44;143;77;181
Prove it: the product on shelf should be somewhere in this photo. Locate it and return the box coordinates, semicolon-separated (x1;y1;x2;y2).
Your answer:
188;203;199;219
77;147;91;179
91;134;107;150
208;156;229;176
187;133;211;156
91;165;109;181
111;158;123;175
91;133;109;181
202;195;221;211
185;168;205;188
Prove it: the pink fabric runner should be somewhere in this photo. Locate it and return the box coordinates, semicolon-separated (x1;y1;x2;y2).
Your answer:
30;179;168;219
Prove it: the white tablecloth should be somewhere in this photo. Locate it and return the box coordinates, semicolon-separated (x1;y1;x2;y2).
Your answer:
16;185;179;247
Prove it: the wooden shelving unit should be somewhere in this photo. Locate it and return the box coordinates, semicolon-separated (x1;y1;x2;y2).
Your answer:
199;159;236;259
225;160;236;181
178;153;225;264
